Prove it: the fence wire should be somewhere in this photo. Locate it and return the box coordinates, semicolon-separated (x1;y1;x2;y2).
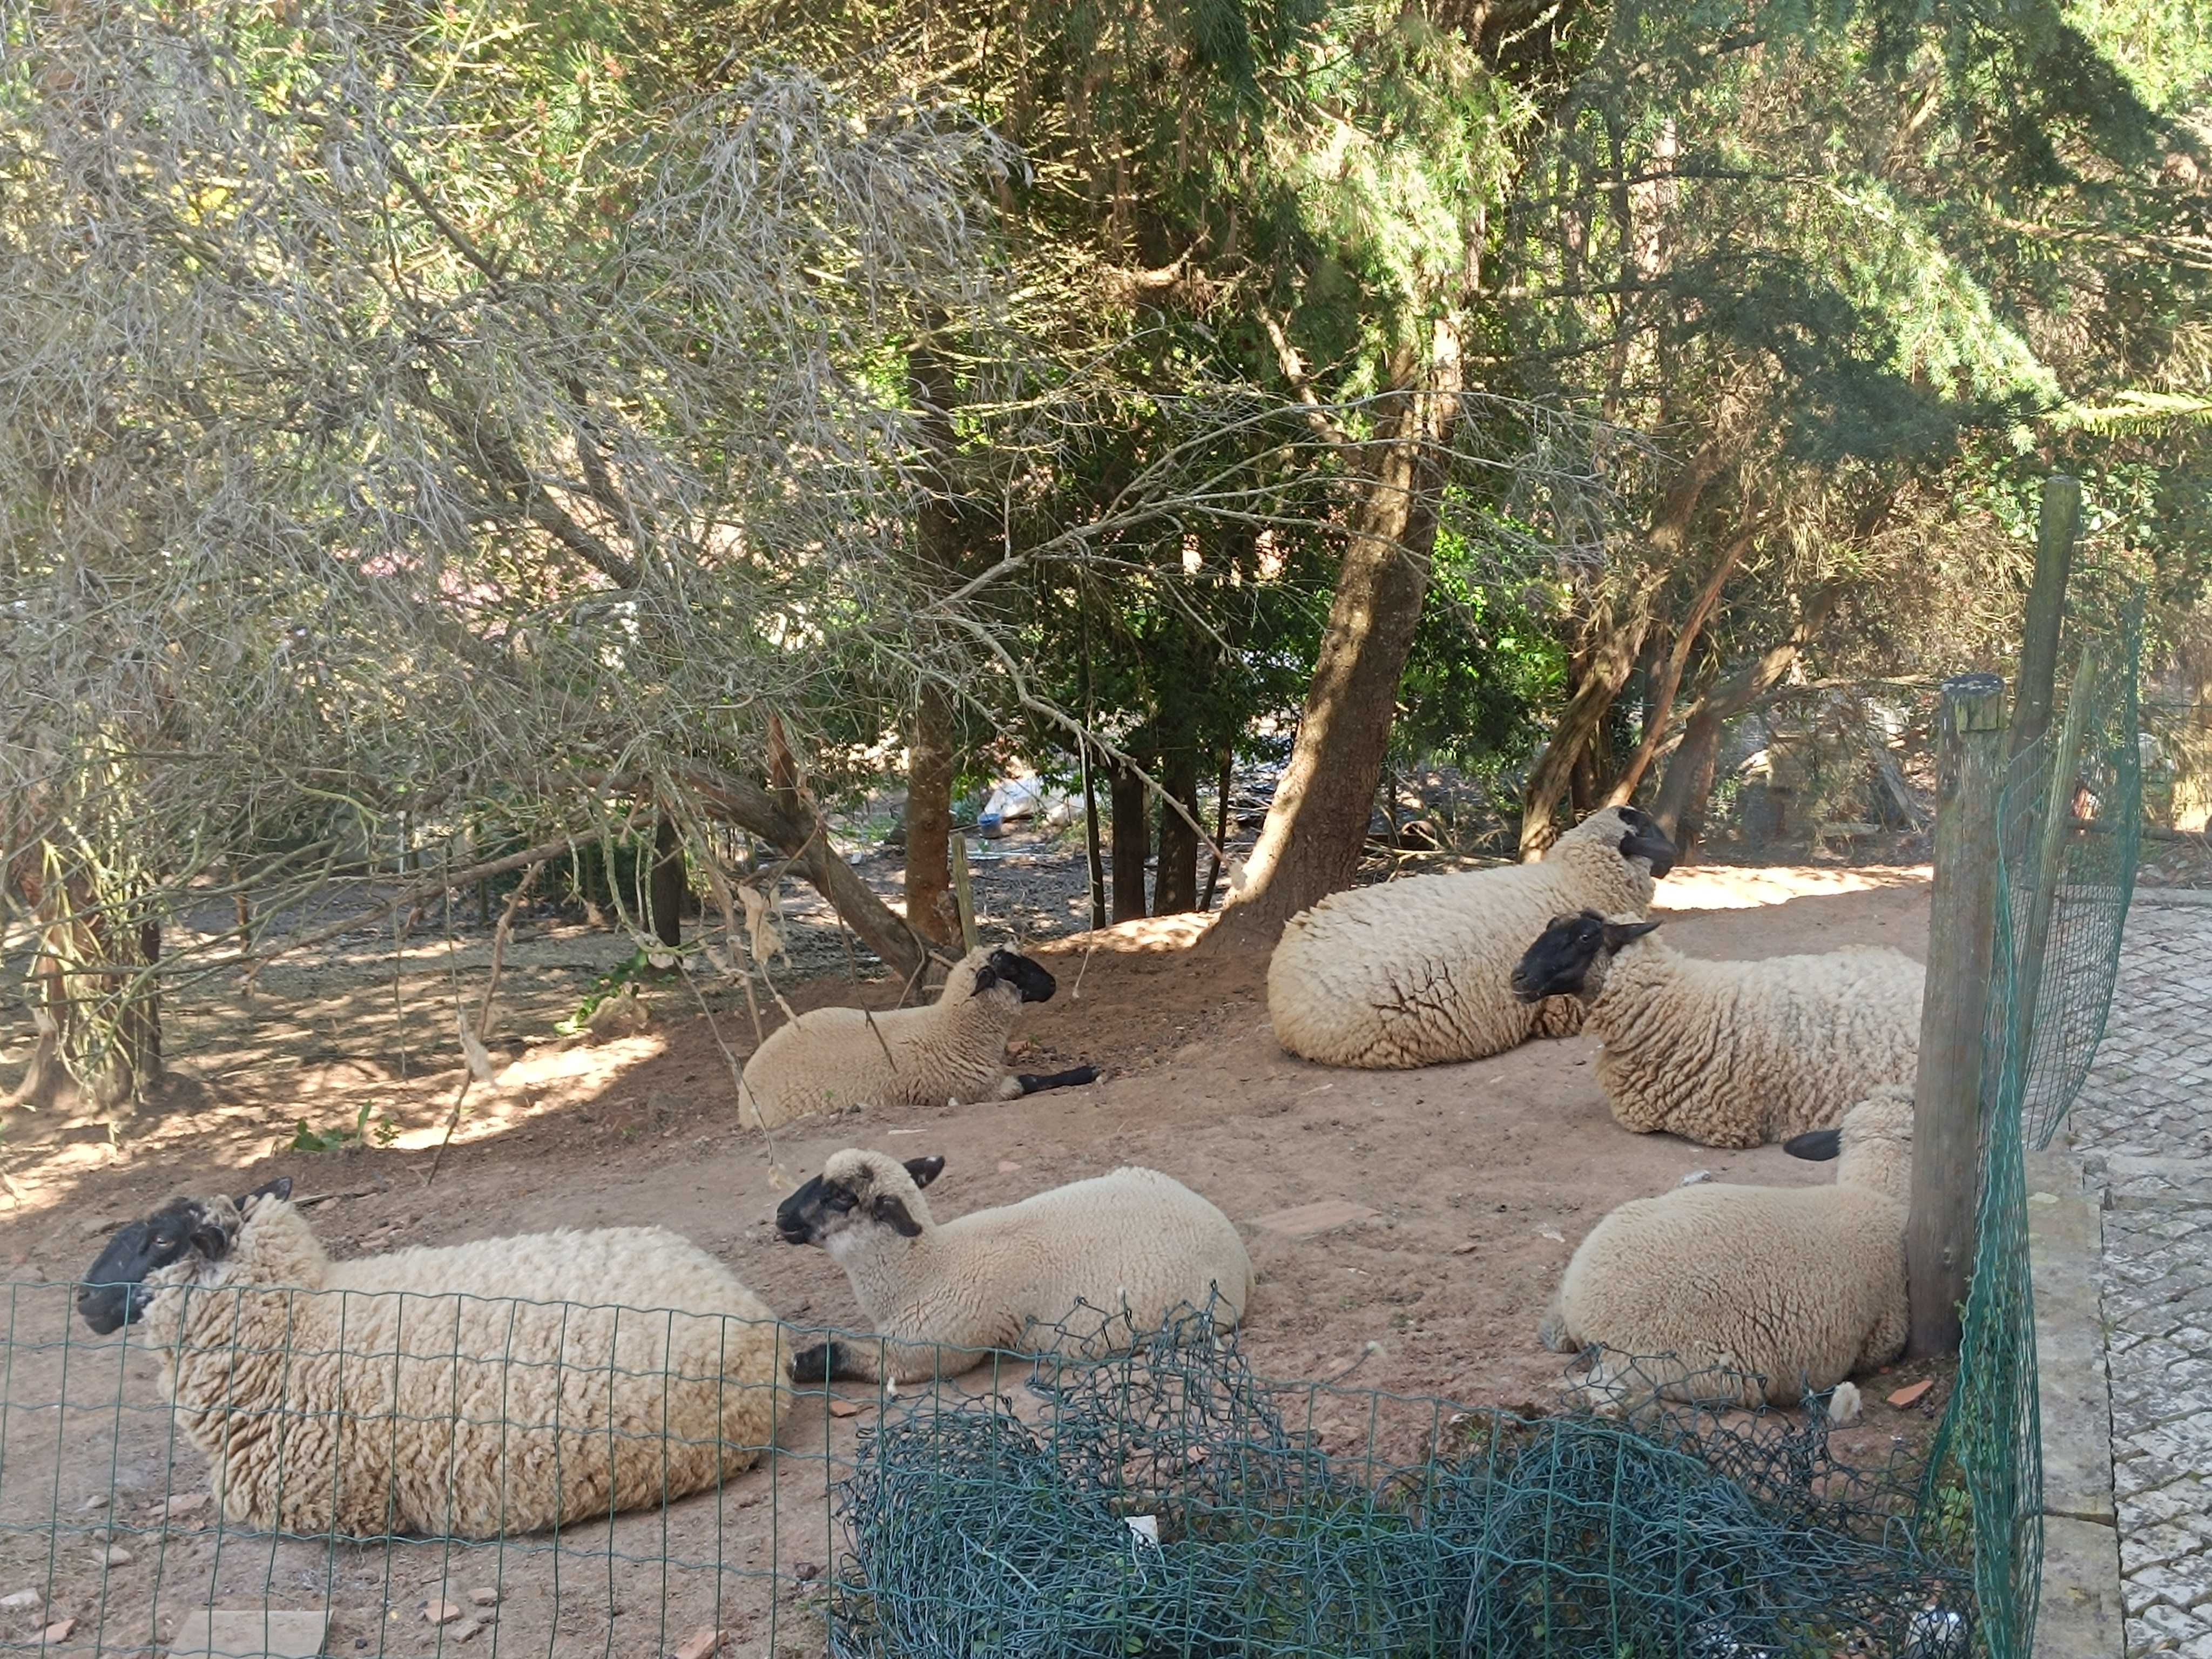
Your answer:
1928;613;2143;1659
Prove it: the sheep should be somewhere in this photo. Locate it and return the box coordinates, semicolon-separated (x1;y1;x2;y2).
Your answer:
1265;805;1677;1069
1537;1083;1917;1422
75;1177;784;1539
738;945;1099;1128
773;1149;1254;1383
1509;910;1923;1148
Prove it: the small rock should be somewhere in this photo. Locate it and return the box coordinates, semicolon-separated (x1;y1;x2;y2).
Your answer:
671;1629;726;1659
1;1591;43;1611
1679;1169;1712;1186
826;1398;864;1419
160;1493;210;1520
996;1161;1022;1174
1537;1228;1566;1243
102;1547;133;1568
89;1529;109;1544
451;1618;484;1643
1887;1379;1935;1409
42;1620;75;1643
467;1590;498;1607
75;1496;108;1514
426;1602;464;1625
1449;1241;1479;1255
792;1562;821;1583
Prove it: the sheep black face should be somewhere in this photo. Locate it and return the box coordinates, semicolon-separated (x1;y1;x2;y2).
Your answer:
775;1156;943;1247
974;948;1056;1004
1613;806;1678;878
76;1178;291;1336
1510;912;1663;1003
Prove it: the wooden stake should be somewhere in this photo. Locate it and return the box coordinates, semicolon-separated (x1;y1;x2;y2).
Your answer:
2008;645;2099;1089
948;833;980;955
2012;475;2080;758
1908;672;2007;1358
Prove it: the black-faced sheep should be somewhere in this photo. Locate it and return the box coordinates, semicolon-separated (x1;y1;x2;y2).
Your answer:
738;945;1099;1128
773;1149;1253;1383
1538;1084;1916;1421
1266;805;1676;1069
1509;911;1923;1148
76;1179;783;1539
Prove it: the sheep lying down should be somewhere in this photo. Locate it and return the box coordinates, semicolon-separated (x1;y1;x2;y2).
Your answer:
77;1180;784;1539
1539;1085;1916;1422
775;1148;1255;1384
739;945;1100;1129
1267;805;1676;1070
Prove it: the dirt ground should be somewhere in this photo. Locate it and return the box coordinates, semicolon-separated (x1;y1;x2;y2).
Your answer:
0;860;1958;1659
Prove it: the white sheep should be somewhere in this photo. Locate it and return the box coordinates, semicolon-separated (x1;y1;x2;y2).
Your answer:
76;1178;784;1539
1510;911;1923;1148
1537;1084;1917;1421
1266;805;1677;1069
738;945;1098;1128
773;1149;1254;1382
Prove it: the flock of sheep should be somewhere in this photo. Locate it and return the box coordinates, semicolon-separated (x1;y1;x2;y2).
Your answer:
74;802;1928;1542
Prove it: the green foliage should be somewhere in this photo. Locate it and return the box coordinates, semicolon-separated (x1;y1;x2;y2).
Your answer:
289;1103;400;1154
555;947;660;1036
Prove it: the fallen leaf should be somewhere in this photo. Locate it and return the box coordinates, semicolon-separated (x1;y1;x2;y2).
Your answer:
456;1015;498;1086
826;1399;864;1419
1887;1379;1934;1409
671;1630;726;1659
426;1602;464;1625
1449;1241;1479;1255
42;1620;75;1643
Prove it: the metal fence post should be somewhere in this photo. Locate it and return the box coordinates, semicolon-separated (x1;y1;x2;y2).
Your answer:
2012;474;2080;759
1909;671;2007;1358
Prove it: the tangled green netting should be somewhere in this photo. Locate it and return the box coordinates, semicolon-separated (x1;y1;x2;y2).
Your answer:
828;1309;1972;1659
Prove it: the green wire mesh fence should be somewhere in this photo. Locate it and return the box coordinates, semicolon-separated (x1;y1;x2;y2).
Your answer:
1928;614;2143;1659
2;1276;1970;1659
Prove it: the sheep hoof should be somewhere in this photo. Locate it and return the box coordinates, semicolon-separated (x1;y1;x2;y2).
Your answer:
790;1342;841;1384
1824;1380;1862;1427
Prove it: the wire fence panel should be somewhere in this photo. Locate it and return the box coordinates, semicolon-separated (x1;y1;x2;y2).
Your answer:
0;628;2147;1659
1932;613;2143;1659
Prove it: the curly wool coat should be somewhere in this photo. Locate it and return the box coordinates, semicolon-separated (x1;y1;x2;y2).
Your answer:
775;1148;1255;1384
1520;915;1923;1149
1539;1084;1915;1411
107;1194;783;1538
1265;806;1673;1069
739;945;1062;1128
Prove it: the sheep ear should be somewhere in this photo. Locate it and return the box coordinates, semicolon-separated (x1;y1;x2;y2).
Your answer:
1783;1128;1843;1162
236;1177;292;1210
903;1156;945;1189
186;1202;237;1259
1601;919;1661;953
871;1194;923;1237
970;963;1000;997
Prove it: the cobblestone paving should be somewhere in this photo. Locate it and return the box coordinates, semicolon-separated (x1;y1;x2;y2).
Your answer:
2072;898;2212;1658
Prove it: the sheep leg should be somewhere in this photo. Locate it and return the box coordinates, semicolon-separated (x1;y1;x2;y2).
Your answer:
1013;1065;1102;1096
1537;1290;1576;1353
1858;1299;1909;1372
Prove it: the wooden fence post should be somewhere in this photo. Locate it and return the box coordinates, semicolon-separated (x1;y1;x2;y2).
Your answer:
1909;671;2008;1358
2012;474;2080;759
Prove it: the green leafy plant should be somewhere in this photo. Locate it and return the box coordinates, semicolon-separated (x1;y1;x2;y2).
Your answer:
555;946;658;1036
288;1102;399;1154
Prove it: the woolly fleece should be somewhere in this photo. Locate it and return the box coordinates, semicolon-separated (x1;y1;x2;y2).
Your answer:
1539;1084;1915;1412
740;945;1036;1127
129;1196;783;1537
788;1149;1253;1382
1577;923;1921;1148
1266;806;1662;1068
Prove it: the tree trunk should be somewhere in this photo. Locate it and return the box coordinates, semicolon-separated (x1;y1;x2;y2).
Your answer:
903;684;962;946
6;857;163;1111
675;762;935;983
648;812;685;948
1153;748;1201;914
1521;445;1723;857
1650;584;1844;859
1607;522;1758;806
1199;746;1235;911
1206;325;1464;951
1110;761;1151;922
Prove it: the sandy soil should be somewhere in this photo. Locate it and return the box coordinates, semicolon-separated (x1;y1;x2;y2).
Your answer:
0;861;1957;1659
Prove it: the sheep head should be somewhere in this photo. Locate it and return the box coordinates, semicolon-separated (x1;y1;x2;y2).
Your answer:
775;1149;943;1251
968;946;1057;1005
77;1178;292;1335
1786;1084;1915;1200
1560;805;1677;878
1511;911;1662;1003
